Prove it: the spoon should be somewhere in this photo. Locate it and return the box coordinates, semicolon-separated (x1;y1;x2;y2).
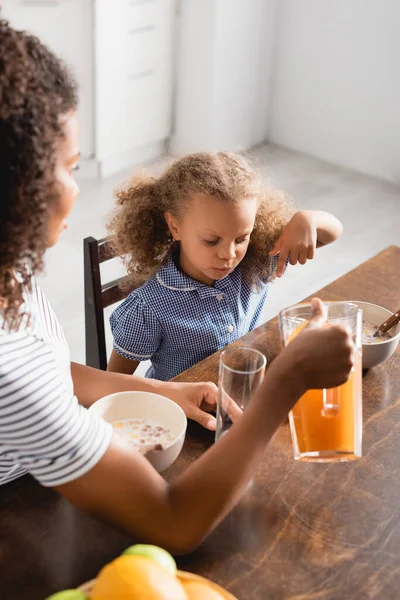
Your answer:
373;308;400;338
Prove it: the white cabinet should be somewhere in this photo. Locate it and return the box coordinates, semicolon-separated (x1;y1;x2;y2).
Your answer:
94;0;175;173
2;0;176;175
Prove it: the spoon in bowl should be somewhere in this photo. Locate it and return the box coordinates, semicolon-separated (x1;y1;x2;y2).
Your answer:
373;308;400;338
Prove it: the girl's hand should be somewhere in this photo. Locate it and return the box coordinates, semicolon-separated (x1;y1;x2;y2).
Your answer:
269;211;317;277
165;381;218;431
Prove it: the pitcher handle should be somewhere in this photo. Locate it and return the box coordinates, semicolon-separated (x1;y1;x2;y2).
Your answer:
322;387;340;415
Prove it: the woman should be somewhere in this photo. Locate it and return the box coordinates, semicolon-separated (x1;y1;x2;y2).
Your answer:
0;19;354;553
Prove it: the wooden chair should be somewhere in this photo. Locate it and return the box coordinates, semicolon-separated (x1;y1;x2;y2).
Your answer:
84;236;130;370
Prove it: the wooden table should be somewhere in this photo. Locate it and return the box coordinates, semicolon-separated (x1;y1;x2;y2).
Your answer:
0;246;399;600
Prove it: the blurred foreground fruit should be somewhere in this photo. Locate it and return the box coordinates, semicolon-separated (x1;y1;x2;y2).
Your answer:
44;592;88;600
122;544;177;574
91;555;187;600
183;581;225;599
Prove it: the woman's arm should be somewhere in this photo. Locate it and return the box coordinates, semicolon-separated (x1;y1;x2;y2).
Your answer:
71;361;163;406
58;366;299;554
71;362;218;430
59;306;353;554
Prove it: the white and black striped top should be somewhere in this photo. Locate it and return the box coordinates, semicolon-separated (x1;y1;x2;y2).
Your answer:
0;279;112;486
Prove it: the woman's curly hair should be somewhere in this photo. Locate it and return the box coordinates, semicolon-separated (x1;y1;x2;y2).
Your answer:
108;152;295;290
0;18;78;328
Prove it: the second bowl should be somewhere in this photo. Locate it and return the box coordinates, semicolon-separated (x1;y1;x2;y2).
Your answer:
351;300;400;369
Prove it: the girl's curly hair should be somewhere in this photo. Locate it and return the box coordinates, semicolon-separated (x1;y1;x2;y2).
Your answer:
108;152;295;290
0;18;78;328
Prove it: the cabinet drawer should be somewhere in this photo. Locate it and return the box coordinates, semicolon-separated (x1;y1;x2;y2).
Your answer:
127;0;175;30
96;0;175;77
127;28;172;76
127;0;159;29
126;64;173;148
127;2;174;76
96;64;173;160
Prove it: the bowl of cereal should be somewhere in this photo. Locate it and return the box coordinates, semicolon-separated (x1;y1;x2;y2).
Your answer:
89;391;187;472
351;301;400;369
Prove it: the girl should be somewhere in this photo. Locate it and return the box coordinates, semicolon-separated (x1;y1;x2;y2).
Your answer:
107;153;343;381
0;18;353;554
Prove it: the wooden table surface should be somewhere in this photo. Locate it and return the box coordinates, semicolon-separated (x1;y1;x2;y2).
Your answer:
0;246;399;600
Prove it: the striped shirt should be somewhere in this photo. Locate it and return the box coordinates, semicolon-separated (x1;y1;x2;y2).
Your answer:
0;279;112;486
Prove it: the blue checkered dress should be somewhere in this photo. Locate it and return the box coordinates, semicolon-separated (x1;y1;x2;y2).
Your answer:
110;255;278;381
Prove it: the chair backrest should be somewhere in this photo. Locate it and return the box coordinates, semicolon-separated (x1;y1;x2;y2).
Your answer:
83;236;130;370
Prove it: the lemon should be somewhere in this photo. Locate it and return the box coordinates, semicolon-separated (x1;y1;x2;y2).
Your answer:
122;543;177;574
91;555;187;600
44;592;88;600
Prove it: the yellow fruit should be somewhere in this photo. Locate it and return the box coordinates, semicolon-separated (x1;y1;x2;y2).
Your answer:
91;555;187;600
183;581;225;600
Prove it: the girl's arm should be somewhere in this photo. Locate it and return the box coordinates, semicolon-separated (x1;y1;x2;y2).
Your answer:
107;349;139;374
59;302;353;555
310;210;343;246
270;210;343;277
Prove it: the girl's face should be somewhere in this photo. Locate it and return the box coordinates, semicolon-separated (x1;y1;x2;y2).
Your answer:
47;111;80;248
166;193;258;286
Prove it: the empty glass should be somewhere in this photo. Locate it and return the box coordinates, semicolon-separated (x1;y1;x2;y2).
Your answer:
215;347;266;441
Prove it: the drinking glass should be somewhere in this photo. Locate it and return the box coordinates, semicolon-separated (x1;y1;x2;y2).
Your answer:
215;347;266;441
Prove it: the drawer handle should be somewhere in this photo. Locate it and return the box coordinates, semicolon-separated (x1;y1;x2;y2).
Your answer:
130;70;155;79
22;0;61;4
129;24;155;35
130;0;156;5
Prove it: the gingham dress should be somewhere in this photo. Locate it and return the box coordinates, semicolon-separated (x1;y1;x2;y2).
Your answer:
110;255;279;381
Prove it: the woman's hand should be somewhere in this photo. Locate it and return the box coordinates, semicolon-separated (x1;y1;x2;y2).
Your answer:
274;298;355;394
163;381;218;431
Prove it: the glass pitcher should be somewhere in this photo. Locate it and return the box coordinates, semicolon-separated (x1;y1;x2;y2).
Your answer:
279;301;362;462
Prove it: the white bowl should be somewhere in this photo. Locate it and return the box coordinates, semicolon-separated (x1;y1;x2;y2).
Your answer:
350;301;400;369
89;391;187;472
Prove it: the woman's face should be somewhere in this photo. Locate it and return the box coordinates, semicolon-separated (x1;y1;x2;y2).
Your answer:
47;111;80;247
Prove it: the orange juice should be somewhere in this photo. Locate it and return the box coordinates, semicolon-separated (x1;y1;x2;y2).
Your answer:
288;321;362;461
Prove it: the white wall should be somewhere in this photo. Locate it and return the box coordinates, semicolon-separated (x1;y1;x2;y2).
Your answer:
172;0;277;153
269;0;400;184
